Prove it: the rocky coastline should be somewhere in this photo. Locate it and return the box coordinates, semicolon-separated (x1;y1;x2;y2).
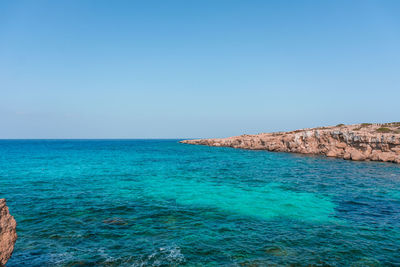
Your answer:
180;123;400;164
0;199;17;265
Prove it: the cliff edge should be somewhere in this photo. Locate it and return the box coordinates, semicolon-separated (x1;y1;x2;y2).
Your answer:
180;123;400;164
0;199;17;265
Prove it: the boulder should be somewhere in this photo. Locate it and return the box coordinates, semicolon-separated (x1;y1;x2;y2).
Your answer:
0;199;17;265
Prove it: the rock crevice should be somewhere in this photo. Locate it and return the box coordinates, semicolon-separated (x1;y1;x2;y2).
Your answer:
180;124;400;164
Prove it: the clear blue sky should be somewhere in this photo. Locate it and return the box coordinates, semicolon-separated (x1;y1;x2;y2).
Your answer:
1;0;399;138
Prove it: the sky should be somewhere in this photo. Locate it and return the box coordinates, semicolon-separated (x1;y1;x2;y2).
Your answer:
1;0;400;139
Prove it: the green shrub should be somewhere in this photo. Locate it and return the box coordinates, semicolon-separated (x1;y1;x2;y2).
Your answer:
360;123;372;127
336;124;345;127
376;127;391;133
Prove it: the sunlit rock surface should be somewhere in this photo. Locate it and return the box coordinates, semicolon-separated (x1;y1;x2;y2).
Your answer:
181;123;400;164
0;199;17;265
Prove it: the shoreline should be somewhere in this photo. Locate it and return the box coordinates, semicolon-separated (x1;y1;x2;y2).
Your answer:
180;123;400;164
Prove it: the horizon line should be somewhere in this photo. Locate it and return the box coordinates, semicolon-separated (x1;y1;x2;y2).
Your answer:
0;138;198;140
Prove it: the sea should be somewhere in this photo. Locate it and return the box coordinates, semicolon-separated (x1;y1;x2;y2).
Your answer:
1;140;400;266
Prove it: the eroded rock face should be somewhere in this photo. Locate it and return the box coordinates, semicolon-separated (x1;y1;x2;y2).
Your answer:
0;199;17;265
180;123;400;164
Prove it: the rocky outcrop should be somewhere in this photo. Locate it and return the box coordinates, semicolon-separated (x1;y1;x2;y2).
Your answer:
0;199;17;265
180;123;400;164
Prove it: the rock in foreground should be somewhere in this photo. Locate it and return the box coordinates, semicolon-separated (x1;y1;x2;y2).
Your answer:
0;199;17;265
181;123;400;164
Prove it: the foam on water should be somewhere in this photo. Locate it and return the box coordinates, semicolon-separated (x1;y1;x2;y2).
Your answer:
137;245;185;267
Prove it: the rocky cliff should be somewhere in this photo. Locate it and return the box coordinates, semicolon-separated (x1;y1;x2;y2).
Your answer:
0;199;17;265
181;123;400;164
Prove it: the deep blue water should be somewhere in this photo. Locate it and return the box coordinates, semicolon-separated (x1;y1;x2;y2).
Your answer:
1;140;400;266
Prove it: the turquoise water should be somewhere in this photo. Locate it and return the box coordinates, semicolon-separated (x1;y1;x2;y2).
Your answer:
1;140;400;266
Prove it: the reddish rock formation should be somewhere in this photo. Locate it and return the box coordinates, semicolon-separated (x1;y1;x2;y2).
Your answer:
0;199;17;265
181;123;400;164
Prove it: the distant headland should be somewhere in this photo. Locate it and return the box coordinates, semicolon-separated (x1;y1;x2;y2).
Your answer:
181;123;400;164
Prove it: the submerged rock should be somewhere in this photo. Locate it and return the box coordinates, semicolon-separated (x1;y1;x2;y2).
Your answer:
180;123;400;164
102;218;128;225
0;199;17;265
265;246;288;257
351;257;381;267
